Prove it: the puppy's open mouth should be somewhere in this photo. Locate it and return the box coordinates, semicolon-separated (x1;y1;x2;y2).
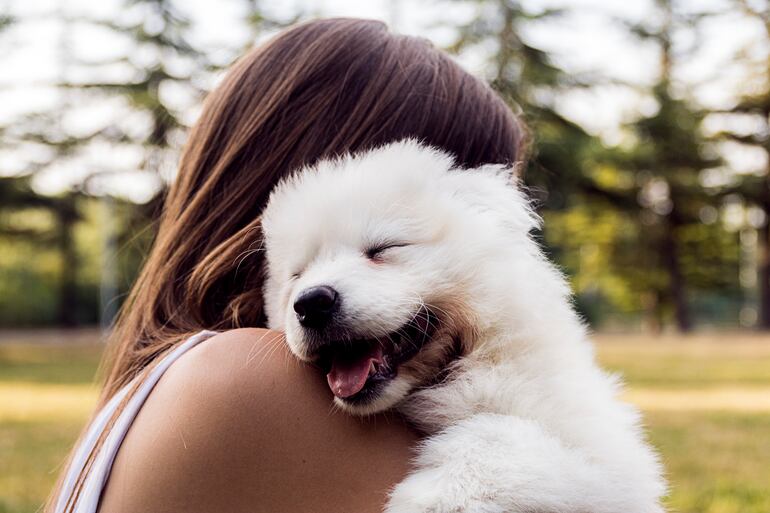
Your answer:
314;308;437;404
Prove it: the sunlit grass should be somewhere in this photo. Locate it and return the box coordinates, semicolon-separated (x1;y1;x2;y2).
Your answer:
0;419;86;513
595;332;770;388
1;329;769;513
648;411;770;513
0;332;102;513
0;383;97;422
598;332;770;513
624;386;770;412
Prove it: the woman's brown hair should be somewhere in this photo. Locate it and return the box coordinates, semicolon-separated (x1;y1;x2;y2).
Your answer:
101;17;528;403
96;18;528;405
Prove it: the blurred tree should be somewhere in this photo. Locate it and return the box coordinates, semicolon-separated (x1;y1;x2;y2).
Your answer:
447;0;598;211
1;0;209;327
447;0;736;332
0;1;748;330
0;177;53;236
1;1;299;327
0;13;11;31
0;13;83;326
0;176;84;325
76;0;210;326
614;0;726;332
716;0;770;329
0;14;20;213
72;0;211;190
242;0;299;39
53;194;80;326
446;0;653;328
448;2;660;324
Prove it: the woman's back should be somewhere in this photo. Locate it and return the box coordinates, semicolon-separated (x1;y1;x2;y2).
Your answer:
55;328;416;513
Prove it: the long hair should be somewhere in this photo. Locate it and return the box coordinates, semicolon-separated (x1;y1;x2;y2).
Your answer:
100;17;528;403
48;17;528;512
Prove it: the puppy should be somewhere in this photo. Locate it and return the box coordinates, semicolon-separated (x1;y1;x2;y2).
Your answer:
261;140;666;513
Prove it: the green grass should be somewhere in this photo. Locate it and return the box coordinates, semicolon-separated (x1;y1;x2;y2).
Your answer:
596;333;770;389
597;333;770;513
0;419;88;513
0;332;101;513
647;411;770;513
1;329;769;513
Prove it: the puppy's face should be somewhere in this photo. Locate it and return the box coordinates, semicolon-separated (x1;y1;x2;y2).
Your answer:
261;141;536;414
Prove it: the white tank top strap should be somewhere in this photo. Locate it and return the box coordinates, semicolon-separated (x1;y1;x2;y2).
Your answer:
54;330;218;513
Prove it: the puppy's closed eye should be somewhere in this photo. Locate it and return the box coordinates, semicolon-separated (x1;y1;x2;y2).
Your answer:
365;242;409;260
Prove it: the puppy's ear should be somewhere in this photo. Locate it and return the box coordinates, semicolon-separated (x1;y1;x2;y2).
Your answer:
445;164;540;233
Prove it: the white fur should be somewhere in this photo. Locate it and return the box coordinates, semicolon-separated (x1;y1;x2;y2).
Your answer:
261;140;666;513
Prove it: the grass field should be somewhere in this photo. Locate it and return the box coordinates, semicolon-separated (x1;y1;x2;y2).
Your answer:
1;330;769;513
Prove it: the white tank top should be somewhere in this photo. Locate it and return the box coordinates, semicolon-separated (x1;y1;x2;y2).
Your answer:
53;330;218;513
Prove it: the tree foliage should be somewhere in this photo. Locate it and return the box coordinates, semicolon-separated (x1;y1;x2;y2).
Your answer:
714;0;770;328
0;1;763;330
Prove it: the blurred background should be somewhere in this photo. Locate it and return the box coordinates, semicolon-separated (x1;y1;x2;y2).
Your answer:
0;0;768;512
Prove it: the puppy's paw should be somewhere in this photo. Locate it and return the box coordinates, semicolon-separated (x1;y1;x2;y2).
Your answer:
385;467;505;513
385;467;446;513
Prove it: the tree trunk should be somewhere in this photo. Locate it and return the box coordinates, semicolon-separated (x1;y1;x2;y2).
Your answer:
758;173;770;330
55;198;78;327
661;214;692;332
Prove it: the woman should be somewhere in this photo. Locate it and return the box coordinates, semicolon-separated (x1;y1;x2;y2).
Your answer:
49;18;527;513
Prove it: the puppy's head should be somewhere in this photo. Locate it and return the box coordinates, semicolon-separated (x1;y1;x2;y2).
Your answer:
261;140;538;414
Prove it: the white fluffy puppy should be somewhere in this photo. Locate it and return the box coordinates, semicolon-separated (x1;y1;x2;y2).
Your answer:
261;140;666;513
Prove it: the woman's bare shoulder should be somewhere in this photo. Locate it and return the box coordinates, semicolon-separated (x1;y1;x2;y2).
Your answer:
157;327;301;414
98;328;416;513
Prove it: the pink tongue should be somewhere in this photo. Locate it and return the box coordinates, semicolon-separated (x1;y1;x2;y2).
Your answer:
326;346;383;398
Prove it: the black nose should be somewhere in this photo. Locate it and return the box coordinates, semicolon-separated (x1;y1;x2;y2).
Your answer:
294;286;339;328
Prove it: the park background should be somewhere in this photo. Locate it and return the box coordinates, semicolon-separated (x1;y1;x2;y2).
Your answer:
1;0;769;512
